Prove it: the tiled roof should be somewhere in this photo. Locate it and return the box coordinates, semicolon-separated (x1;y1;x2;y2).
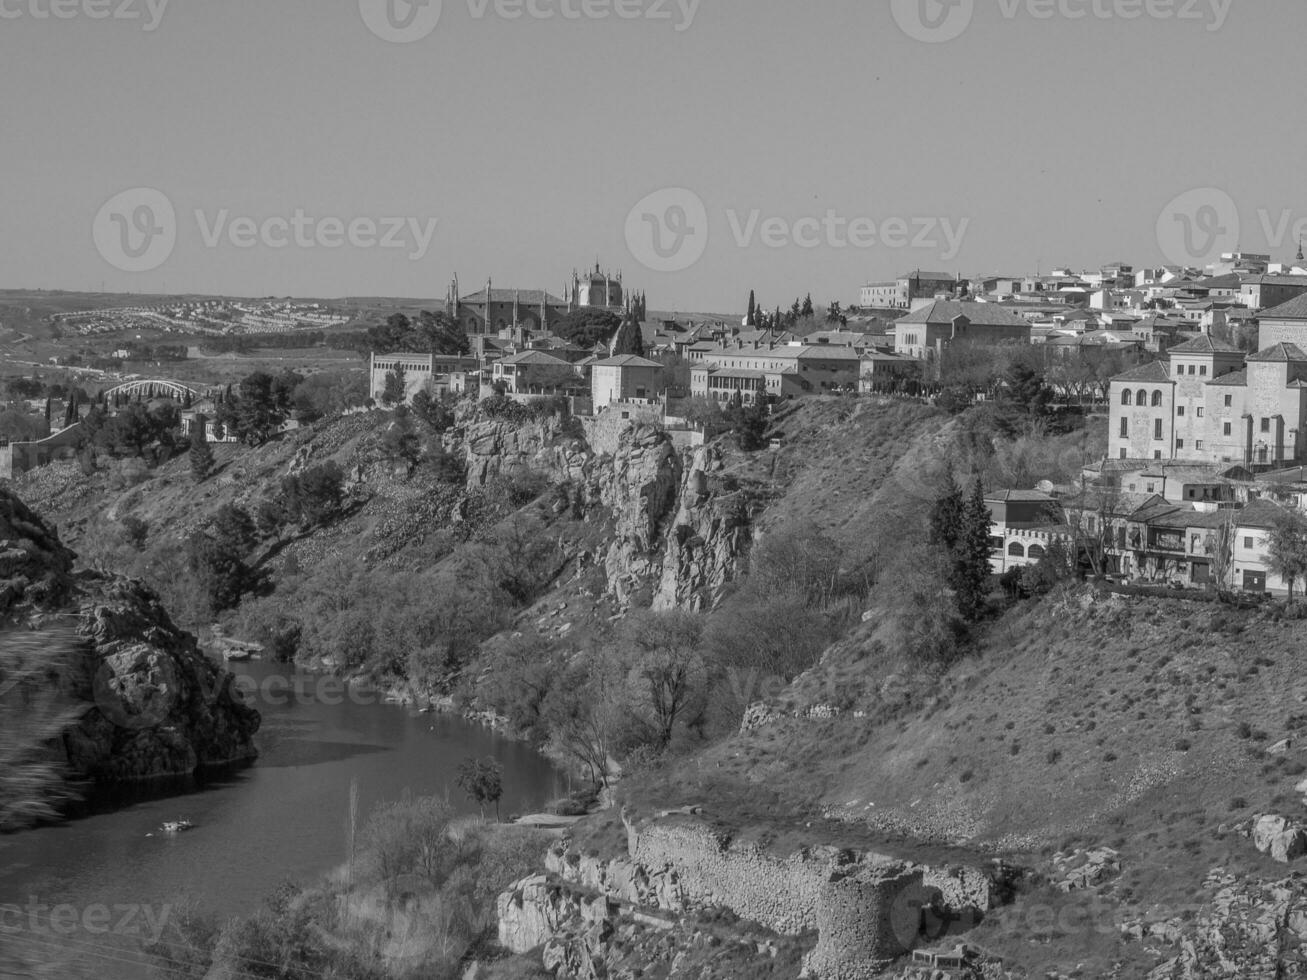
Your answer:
498;350;572;366
1111;361;1174;383
1206;369;1248;387
1259;294;1307;320
1236;498;1291;530
986;490;1056;503
1168;336;1243;355
591;355;662;369
459;289;568;305
896;301;1030;328
1247;343;1307;363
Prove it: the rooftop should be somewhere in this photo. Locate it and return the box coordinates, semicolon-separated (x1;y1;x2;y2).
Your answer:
897;301;1031;328
1258;293;1307;320
1111;361;1174;383
1167;336;1243;355
1247;342;1307;363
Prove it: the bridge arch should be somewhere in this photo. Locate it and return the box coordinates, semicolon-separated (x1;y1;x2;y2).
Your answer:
102;379;205;402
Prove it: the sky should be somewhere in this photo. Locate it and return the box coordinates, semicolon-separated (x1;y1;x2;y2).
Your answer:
1;0;1305;313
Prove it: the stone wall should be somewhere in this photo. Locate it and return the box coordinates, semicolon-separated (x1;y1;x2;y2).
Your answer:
504;813;1014;979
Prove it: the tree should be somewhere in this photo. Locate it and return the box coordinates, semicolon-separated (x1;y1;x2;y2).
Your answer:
552;308;622;349
189;421;215;483
1005;359;1053;416
929;469;965;551
282;462;345;528
801;294;814;318
412;389;455;432
187;505;269;613
456;757;504;821
1264;510;1307;602
619;610;707;750
216;372;296;446
414;310;470;356
746;290;757;328
950;477;993;622
382;365;407;408
610;311;645;357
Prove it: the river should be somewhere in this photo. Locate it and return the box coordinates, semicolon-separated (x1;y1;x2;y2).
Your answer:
0;660;567;978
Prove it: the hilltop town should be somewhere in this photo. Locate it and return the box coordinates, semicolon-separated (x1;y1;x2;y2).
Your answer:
10;249;1307;600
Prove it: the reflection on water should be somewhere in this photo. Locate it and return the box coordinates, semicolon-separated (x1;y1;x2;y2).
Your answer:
0;661;566;978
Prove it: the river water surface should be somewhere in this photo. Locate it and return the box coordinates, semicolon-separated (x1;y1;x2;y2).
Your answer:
0;660;566;977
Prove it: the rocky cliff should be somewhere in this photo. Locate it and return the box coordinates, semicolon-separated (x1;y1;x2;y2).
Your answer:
460;414;754;612
0;488;259;795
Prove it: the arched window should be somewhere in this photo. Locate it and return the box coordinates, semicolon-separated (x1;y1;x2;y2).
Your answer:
1122;389;1133;406
1137;389;1147;405
1028;545;1046;560
1151;390;1163;407
1008;542;1025;557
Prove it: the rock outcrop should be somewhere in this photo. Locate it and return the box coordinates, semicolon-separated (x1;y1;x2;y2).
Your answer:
1137;869;1307;979
0;488;259;795
458;412;753;613
653;446;753;611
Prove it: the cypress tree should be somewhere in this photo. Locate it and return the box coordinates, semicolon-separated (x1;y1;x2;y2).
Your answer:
929;469;965;551
951;477;993;622
746;290;757;328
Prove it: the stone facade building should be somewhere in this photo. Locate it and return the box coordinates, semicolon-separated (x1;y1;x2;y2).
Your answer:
1109;336;1307;468
892;301;1032;360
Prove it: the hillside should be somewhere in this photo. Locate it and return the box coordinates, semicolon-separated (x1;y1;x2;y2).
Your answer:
8;395;1300;978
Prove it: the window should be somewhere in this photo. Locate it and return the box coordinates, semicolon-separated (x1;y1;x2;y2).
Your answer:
1176;364;1185;376
1197;408;1204;417
1154;419;1164;439
1196;440;1204;450
1122;389;1133;406
1189;365;1196;375
1154;450;1163;459
1245;537;1254;549
1200;366;1207;376
1120;418;1129;437
1147;483;1156;493
1152;391;1164;407
1225;395;1232;407
1176;439;1184;449
1224;423;1232;436
1137;389;1147;405
1120;448;1128;459
1177;406;1185;417
1008;542;1025;557
1262;418;1271;433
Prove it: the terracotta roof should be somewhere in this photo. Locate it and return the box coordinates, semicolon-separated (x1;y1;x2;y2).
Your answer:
1247;343;1307;363
459;289;568;306
1236;498;1291;530
1111;361;1174;383
590;355;663;369
896;301;1030;328
1168;336;1243;355
1258;294;1307;320
1206;369;1248;387
497;350;572;366
986;490;1056;503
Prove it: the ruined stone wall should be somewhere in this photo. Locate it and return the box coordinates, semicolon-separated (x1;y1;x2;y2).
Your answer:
628;820;836;934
